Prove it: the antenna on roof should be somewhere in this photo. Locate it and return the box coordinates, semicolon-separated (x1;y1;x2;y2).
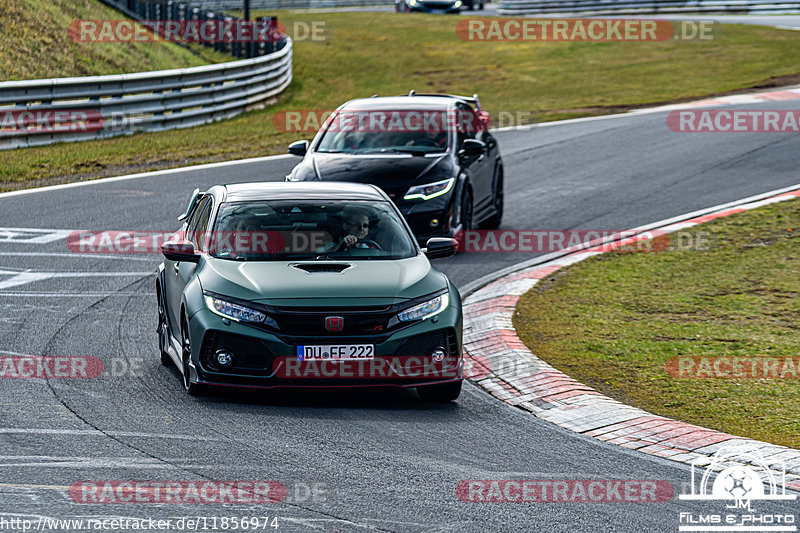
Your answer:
409;90;416;96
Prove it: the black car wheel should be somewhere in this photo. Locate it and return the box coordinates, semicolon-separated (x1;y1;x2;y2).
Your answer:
480;168;504;229
181;315;203;396
156;286;172;366
460;187;473;231
417;381;462;402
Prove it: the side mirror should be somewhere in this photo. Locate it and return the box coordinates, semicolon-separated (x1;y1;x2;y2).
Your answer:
423;238;458;260
288;140;309;157
458;139;486;159
161;240;200;263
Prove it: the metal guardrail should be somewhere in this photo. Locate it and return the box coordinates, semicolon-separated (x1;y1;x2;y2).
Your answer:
0;39;292;150
188;0;393;9
100;0;287;59
497;0;800;14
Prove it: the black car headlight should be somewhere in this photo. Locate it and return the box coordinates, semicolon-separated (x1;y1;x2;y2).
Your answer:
396;292;449;322
204;295;279;328
404;178;454;201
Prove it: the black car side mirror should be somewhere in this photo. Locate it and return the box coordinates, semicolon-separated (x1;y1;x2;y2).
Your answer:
458;138;486;159
288;140;309;157
161;240;200;263
423;238;458;259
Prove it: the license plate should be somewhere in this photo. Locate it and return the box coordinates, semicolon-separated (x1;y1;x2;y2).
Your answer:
431;9;446;12
297;344;375;361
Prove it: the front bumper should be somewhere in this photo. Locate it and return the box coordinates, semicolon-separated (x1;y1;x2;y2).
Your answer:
187;299;463;389
409;2;461;12
398;195;457;246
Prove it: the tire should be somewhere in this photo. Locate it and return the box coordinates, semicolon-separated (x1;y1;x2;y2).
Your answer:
479;168;503;229
418;381;462;402
180;315;204;396
460;187;473;231
156;286;172;366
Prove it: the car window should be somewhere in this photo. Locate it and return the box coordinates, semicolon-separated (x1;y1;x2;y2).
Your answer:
316;109;449;154
209;200;416;261
188;197;212;248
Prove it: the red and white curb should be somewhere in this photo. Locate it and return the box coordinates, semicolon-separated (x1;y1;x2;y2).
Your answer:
462;185;800;491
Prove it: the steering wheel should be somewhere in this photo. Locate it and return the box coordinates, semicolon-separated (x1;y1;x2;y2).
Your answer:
348;238;383;251
410;137;437;147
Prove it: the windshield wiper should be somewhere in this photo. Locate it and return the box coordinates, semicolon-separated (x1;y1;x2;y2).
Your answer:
374;148;438;156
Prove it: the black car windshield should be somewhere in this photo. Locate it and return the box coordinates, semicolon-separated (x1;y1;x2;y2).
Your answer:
315;110;449;154
209;200;417;261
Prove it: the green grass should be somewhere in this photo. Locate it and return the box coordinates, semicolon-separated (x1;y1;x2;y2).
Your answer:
513;198;800;448
0;0;227;80
2;11;800;190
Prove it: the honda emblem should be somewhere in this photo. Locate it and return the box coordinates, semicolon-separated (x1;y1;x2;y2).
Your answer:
325;316;344;332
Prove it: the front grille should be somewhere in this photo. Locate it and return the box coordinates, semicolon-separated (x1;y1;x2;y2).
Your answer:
270;305;397;337
200;331;276;376
396;329;457;357
446;329;459;357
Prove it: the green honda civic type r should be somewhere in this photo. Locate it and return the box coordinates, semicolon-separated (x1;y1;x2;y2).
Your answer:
156;182;464;401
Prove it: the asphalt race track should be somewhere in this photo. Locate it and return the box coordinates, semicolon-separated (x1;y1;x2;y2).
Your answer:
0;97;798;531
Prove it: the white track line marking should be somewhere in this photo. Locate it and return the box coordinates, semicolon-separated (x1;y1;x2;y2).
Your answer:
0;252;155;261
0;228;74;244
0;154;294;200
0;271;151;290
0;428;222;441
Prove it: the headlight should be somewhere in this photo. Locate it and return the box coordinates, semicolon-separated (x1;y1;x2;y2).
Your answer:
409;0;417;5
403;178;455;201
454;0;462;6
204;295;278;328
397;293;449;322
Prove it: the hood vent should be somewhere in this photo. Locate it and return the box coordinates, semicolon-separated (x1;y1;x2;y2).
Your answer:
291;263;353;274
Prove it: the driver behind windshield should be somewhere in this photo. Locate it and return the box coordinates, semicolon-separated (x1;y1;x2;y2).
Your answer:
317;207;381;253
340;208;371;249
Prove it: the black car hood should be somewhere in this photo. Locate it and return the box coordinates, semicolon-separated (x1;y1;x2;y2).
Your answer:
309;153;452;200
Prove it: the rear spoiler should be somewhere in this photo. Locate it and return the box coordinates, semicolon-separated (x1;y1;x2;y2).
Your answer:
406;90;482;112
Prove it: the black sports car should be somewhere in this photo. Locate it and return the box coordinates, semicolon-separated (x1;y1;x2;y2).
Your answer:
285;92;504;245
395;0;485;12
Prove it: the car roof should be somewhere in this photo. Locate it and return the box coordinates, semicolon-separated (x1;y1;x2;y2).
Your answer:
220;182;388;202
341;95;464;111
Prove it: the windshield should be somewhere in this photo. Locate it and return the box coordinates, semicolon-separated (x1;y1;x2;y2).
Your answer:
209;200;417;261
315;110;450;154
